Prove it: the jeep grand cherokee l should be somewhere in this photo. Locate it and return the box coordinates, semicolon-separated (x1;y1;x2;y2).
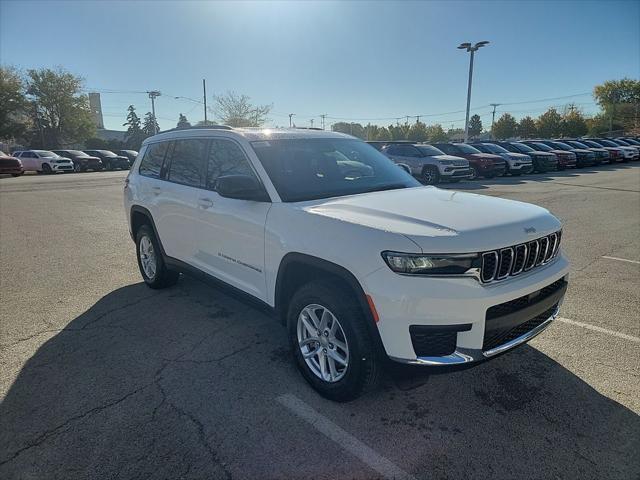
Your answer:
522;141;577;169
488;141;559;172
471;142;533;175
432;142;506;179
124;127;569;401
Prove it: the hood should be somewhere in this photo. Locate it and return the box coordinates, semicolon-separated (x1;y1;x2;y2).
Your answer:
532;151;556;158
432;154;468;164
302;186;560;253
551;150;575;157
469;153;504;163
505;152;531;160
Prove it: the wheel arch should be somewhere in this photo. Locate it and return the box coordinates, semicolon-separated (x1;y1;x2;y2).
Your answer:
129;206;168;258
274;252;388;357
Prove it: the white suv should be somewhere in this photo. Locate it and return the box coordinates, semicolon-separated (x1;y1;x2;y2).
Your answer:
13;150;74;173
124;127;569;401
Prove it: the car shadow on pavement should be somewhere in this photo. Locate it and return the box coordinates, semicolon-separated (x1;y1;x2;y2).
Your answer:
1;277;639;479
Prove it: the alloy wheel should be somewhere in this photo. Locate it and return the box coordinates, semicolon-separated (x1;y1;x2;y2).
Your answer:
139;235;157;280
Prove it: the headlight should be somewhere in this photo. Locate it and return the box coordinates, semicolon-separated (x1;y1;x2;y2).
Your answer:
381;251;480;275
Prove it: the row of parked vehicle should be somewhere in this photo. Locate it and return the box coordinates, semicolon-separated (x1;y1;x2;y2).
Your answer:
0;149;139;176
368;137;640;185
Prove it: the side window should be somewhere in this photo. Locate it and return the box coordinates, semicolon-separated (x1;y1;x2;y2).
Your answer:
206;139;256;191
386;145;399;155
167;139;208;187
436;144;452;155
139;142;170;179
399;145;420;157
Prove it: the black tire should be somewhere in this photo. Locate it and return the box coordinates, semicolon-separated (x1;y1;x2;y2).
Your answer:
104;160;112;170
11;173;23;177
287;280;380;402
421;166;440;185
469;166;480;180
135;224;179;289
42;163;52;174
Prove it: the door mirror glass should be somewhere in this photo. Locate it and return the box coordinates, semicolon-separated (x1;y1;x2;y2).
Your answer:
216;174;269;201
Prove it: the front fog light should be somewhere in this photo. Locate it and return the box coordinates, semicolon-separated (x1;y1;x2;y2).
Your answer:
381;251;480;275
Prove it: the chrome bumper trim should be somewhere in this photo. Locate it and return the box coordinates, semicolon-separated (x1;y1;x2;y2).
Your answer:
391;306;559;366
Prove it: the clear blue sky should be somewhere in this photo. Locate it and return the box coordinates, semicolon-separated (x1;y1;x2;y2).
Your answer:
1;0;638;131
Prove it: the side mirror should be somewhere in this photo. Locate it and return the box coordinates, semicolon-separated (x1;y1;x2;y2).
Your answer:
216;174;269;202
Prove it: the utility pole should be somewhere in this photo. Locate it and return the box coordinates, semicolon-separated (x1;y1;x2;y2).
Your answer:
458;41;490;142
490;103;501;136
416;115;421;124
202;79;208;125
405;115;409;125
147;90;161;134
320;114;327;130
288;113;295;127
310;119;314;128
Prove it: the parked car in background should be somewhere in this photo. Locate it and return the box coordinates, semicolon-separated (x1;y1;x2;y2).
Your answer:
535;140;597;167
366;140;415;152
432;142;506;179
53;150;103;172
0;151;24;177
471;142;533;176
493;141;560;172
585;139;638;161
13;150;75;173
522;141;577;170
619;138;640;147
83;150;130;170
381;143;472;185
609;138;640;157
580;139;622;163
559;140;610;164
118;150;139;165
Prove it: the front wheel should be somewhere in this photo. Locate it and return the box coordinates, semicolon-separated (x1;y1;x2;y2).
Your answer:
288;280;380;402
11;173;23;177
41;163;52;174
421;166;440;185
136;225;179;289
469;166;480;180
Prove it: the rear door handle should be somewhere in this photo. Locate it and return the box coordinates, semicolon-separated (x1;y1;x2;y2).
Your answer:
198;197;214;209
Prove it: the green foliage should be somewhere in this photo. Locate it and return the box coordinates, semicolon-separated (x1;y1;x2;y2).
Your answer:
142;112;160;136
177;113;191;129
374;126;392;141
331;122;366;139
25;67;95;148
593;78;640;132
123;105;145;149
491;113;518;140
425;124;447;142
387;124;410;141
517;116;537;139
213;91;271;127
535;108;563;138
195;120;217;126
84;137;124;150
468;114;483;138
561;107;588;137
0;66;29;141
407;121;428;142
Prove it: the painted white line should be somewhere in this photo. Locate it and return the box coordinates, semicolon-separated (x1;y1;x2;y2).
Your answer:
557;317;640;343
276;393;416;480
602;255;640;265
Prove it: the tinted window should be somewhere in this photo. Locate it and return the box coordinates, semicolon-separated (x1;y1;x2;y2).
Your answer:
206;139;255;190
511;143;534;153
434;144;456;155
139;142;169;179
472;144;491;153
416;145;445;156
454;143;482;154
167;139;208;187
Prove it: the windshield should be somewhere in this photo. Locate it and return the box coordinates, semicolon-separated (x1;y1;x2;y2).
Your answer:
251;138;420;202
530;142;553;151
597;139;617;147
614;139;630;146
569;141;590;149
416;145;445;156
97;150;118;157
68;150;89;156
551;142;573;151
34;150;58;158
583;140;602;148
512;142;535;153
481;143;508;154
455;143;482;154
623;138;640;145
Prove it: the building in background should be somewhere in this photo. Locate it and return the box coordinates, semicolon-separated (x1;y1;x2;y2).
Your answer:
88;92;104;129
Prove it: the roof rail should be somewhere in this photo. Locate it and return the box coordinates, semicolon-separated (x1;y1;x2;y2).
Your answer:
292;127;324;131
159;125;233;134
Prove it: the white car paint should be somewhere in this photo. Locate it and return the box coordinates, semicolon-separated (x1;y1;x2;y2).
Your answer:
13;150;74;173
125;128;569;364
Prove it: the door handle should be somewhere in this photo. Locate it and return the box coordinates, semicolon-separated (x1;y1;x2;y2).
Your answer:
198;197;214;209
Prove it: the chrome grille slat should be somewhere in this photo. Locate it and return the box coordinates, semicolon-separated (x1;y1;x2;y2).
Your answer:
480;231;561;284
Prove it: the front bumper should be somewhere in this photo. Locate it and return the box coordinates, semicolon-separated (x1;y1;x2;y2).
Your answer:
441;167;473;178
52;163;74;171
362;252;570;364
508;163;534;174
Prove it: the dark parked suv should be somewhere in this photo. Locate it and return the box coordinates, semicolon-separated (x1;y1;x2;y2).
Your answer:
558;140;610;164
53;150;103;172
118;150;139;165
83;150;130;170
535;140;597;167
522;141;577;170
488;141;559;172
432;143;506;179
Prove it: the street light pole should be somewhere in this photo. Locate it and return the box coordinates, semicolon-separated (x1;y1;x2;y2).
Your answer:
458;41;489;143
289;113;295;127
490;103;501;136
147;90;161;134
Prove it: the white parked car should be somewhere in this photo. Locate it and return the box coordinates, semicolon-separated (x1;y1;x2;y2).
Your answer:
13;150;74;173
124;127;569;401
472;143;534;175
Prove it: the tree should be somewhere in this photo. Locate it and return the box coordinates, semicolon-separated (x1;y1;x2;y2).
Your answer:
468;114;483;138
25;67;95;148
517;116;537;139
491;113;517;140
388;124;409;141
536;108;563;138
447;127;464;141
213;91;272;127
561;106;588;137
373;126;391;141
586;113;623;137
123;105;145;149
0;66;29;141
195;120;217;127
593;78;640;132
425;124;447;142
177;113;191;129
331;122;365;139
142;112;159;136
407;121;428;142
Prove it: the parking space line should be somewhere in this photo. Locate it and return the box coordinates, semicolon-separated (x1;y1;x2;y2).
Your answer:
276;393;416;480
602;255;640;265
557;317;640;343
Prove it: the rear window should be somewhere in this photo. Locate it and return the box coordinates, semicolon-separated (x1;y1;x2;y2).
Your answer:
139;142;170;179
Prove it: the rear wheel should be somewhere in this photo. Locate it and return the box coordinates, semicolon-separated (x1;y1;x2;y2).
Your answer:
421;166;440;185
11;173;23;177
136;225;179;289
469;166;480;180
288;280;380;401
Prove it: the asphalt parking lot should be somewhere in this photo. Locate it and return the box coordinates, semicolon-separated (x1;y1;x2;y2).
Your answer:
1;165;639;480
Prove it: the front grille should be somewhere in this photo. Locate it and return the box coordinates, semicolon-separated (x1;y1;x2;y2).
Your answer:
480;230;562;283
483;305;557;351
